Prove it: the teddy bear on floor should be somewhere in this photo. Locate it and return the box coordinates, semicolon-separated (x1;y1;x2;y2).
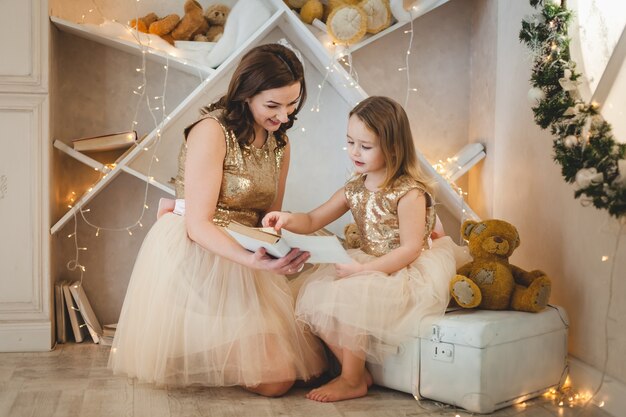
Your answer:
449;219;551;313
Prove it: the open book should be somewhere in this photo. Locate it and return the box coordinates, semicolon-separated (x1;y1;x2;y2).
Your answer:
225;222;352;264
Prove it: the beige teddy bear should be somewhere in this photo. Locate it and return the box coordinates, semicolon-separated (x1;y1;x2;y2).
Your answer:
450;219;552;313
194;4;230;42
171;0;209;41
343;223;362;249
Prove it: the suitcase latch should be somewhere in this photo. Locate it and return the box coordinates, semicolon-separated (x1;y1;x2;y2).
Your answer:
431;325;441;342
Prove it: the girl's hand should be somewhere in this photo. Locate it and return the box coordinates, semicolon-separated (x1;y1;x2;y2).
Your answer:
262;211;291;231
335;261;364;278
250;247;310;275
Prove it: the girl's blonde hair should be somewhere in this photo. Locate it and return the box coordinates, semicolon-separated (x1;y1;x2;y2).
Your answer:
349;96;434;193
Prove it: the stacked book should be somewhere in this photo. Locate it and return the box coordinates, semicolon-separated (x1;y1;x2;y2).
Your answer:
54;280;115;346
99;323;117;346
72;131;138;152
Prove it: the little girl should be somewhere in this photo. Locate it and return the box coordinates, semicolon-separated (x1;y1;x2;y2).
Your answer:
263;96;469;402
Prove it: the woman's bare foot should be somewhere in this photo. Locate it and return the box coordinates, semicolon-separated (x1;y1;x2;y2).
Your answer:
305;375;368;402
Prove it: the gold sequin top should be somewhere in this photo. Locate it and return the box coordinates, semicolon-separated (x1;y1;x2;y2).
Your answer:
173;109;286;227
345;175;436;257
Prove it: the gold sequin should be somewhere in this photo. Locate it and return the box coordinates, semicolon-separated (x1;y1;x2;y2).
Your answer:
174;109;285;227
345;175;436;257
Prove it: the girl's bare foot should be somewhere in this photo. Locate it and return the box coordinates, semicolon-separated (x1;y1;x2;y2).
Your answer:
305;375;368;402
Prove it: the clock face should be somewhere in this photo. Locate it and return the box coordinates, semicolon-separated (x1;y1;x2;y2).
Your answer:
569;0;626;142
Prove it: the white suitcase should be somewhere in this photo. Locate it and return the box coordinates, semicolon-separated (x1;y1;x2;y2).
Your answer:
368;305;569;414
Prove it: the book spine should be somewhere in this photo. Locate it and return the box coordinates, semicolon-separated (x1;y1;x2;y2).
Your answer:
69;282;103;344
62;283;85;343
54;282;68;344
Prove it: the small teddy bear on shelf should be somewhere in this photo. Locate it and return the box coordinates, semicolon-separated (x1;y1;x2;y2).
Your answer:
129;12;159;34
147;14;180;45
342;223;362;249
194;4;230;42
171;0;209;42
130;0;222;46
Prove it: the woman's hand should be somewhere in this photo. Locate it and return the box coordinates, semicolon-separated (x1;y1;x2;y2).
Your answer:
262;211;292;231
157;198;176;219
250;247;310;275
335;261;364;278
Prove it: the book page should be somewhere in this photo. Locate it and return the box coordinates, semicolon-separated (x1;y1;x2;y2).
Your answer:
281;230;353;264
225;228;291;258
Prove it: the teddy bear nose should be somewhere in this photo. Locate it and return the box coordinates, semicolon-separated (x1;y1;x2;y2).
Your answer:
493;236;503;243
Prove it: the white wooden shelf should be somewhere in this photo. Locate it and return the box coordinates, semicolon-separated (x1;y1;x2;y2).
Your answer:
53;140;109;173
51;138;175;235
349;0;451;53
273;0;450;54
50;16;215;78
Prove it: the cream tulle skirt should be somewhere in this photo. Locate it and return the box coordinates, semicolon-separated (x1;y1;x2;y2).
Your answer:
108;214;327;387
293;236;470;364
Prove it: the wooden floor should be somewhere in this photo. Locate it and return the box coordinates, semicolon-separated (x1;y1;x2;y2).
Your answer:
0;343;613;417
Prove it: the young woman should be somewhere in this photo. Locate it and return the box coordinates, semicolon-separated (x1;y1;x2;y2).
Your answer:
109;43;327;397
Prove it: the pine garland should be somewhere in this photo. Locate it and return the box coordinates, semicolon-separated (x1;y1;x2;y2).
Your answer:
519;0;626;218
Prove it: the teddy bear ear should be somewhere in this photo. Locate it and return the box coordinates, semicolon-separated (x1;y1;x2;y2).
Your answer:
461;220;477;240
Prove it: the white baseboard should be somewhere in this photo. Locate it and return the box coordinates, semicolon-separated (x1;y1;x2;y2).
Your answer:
568;355;626;417
0;321;52;352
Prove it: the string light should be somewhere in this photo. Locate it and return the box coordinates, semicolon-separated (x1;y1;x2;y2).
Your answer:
64;3;175;284
403;8;417;107
312;45;346;113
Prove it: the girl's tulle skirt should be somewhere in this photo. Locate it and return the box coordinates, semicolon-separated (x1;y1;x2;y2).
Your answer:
108;213;327;387
293;236;471;363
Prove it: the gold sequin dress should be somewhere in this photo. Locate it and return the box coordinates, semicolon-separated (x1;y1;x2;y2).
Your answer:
109;110;327;387
294;175;470;363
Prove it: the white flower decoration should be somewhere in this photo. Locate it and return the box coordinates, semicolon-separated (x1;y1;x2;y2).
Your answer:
564;102;585;116
559;69;580;91
527;87;545;104
564;135;578;148
575;168;603;189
